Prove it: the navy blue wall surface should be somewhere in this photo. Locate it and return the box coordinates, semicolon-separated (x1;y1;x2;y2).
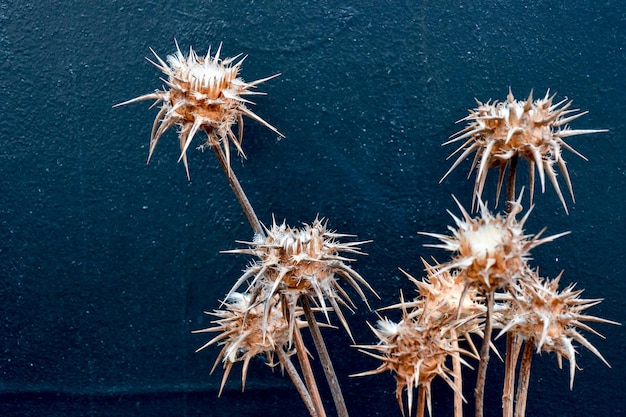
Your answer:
1;1;624;416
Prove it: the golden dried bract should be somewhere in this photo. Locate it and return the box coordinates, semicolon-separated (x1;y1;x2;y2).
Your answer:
115;41;283;179
193;292;296;395
420;194;569;292
442;89;606;213
496;271;619;389
354;299;472;417
224;217;376;342
400;260;485;341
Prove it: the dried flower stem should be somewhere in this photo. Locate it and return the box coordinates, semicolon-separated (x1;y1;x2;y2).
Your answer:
503;154;522;417
450;330;464;417
502;333;523;417
207;127;331;416
293;318;327;417
302;297;350;417
474;290;494;417
206;129;264;236
417;385;426;417
279;350;318;416
501;159;520;417
505;155;519;213
514;341;533;417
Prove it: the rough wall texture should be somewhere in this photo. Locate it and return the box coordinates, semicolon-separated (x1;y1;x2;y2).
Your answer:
1;1;624;416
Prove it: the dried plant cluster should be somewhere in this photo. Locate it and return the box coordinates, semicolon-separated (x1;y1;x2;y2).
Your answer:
354;278;479;417
419;194;568;292
355;90;615;417
360;195;615;417
118;43;617;417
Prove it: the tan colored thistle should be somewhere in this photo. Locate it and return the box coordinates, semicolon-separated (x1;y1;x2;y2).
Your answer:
399;261;485;344
420;193;569;292
115;41;283;179
193;292;296;395
496;271;619;389
354;296;472;417
441;89;606;212
224;217;376;341
361;263;483;417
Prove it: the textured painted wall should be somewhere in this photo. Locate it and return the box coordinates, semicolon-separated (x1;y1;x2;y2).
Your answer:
1;1;624;416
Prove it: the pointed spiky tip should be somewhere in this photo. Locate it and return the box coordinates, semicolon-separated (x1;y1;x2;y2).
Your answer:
224;216;376;341
192;291;297;396
115;41;284;179
442;89;607;212
496;270;620;389
420;193;568;292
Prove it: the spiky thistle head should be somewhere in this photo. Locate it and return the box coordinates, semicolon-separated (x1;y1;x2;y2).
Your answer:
115;41;283;179
441;89;606;213
392;262;485;342
224;217;377;341
496;271;620;389
353;298;471;417
420;194;569;292
193;291;296;395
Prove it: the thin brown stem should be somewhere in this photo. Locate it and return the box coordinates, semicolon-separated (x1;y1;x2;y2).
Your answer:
450;330;464;417
502;153;521;417
293;320;327;417
207;130;264;236
475;290;494;417
506;155;519;214
417;385;426;417
502;333;523;417
514;341;533;417
278;348;319;417
301;296;350;417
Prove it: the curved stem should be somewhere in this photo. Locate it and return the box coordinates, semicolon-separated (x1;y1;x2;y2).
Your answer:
301;297;350;417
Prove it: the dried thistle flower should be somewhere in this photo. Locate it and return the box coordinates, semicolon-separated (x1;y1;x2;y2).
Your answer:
496;271;620;388
354;299;471;417
193;292;297;395
442;89;606;212
395;261;485;356
224;217;376;341
115;41;283;179
420;194;569;292
404;260;484;325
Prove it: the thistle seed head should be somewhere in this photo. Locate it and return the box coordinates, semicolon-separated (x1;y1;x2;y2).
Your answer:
224;217;377;342
442;89;606;213
115;41;283;179
354;301;471;417
420;194;569;292
496;271;620;389
193;292;296;395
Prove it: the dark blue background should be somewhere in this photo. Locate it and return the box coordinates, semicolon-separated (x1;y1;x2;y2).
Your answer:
1;1;624;416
